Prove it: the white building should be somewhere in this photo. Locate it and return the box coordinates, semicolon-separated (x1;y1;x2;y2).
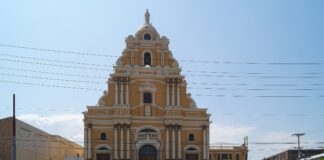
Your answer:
306;153;324;160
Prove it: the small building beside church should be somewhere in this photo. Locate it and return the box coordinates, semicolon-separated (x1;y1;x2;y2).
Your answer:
209;138;248;160
264;149;324;160
0;117;84;160
83;10;211;160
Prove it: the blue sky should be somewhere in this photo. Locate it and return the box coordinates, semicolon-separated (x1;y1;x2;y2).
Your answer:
1;1;324;159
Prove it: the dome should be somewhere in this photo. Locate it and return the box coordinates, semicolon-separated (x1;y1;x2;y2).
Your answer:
134;10;160;40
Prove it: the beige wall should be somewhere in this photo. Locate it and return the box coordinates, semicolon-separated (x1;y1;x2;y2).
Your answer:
0;117;84;160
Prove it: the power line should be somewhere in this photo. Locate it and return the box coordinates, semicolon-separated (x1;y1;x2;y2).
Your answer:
2;72;323;90
1;66;323;89
1;43;322;65
0;142;320;155
0;53;111;67
0;66;107;79
0;43;117;57
1;52;323;76
1;77;323;98
180;59;322;65
1;136;324;146
0;73;104;84
1;57;322;78
0;58;109;71
1;66;323;87
2;79;324;98
2;105;324;118
0;80;103;91
188;87;323;91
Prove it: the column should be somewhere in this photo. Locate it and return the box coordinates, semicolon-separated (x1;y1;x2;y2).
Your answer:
114;80;118;107
126;126;130;160
87;125;92;158
171;79;175;107
126;80;129;107
114;126;118;159
172;128;175;160
120;126;124;159
120;79;124;106
160;51;164;66
162;51;164;66
177;80;180;107
166;127;169;160
166;79;169;107
131;51;134;65
131;51;135;65
84;128;88;159
178;128;182;160
203;127;207;160
207;127;210;160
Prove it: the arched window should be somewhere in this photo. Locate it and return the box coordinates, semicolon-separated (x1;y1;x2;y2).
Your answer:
139;128;156;132
100;133;107;140
189;133;195;141
144;52;151;66
98;146;108;150
187;147;197;151
143;92;152;104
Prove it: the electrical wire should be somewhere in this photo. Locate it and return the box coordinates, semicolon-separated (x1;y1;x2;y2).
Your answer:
0;43;117;57
1;57;322;78
0;58;109;71
0;53;111;67
0;80;103;91
0;66;107;79
1;43;322;65
1;52;323;77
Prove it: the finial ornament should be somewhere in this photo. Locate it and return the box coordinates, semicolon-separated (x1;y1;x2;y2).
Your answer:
145;9;150;24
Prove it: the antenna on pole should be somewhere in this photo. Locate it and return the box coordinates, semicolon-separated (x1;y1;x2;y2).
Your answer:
292;133;305;160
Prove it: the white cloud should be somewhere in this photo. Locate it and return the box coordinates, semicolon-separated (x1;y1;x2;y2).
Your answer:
209;123;254;145
17;113;84;146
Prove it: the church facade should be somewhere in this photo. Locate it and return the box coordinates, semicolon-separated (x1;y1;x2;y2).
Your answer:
83;10;210;160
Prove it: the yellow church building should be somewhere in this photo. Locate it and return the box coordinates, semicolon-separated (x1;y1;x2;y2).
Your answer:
83;10;211;160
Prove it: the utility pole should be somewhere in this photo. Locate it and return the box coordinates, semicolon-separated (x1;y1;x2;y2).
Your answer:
292;133;305;160
12;94;16;160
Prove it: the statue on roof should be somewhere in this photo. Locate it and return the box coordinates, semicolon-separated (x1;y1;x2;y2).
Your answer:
145;9;150;24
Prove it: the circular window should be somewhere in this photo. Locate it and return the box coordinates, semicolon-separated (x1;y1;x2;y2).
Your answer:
143;33;152;40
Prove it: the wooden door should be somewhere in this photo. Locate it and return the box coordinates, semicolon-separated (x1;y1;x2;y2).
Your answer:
96;153;110;160
185;154;198;160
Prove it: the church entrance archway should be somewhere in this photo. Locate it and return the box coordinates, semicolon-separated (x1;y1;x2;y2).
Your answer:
185;154;198;160
96;153;110;160
95;144;111;160
184;145;200;160
139;145;157;160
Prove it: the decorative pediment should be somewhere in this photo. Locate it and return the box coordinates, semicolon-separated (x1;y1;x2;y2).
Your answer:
139;81;157;92
164;119;183;126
